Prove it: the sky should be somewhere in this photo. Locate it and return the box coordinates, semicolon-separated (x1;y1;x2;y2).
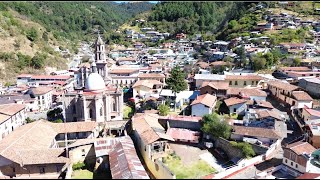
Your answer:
114;1;159;3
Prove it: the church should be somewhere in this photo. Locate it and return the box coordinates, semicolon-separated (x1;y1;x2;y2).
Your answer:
63;34;124;123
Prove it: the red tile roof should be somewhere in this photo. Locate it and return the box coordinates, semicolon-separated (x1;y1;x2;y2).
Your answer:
159;115;202;122
297;173;320;179
224;97;247;107
285;141;316;155
279;66;311;71
167;128;200;141
201;81;229;90
292;91;313;101
304;108;320;117
267;80;299;91
109;136;149;179
191;94;217;107
232;126;281;139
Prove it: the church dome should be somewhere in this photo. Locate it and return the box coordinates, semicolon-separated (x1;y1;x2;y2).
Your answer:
85;73;106;91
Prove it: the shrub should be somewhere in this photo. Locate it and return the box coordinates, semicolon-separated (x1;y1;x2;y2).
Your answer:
72;162;86;171
230;141;256;158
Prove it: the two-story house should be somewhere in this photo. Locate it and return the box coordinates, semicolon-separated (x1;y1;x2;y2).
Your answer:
283;141;319;176
27;87;53;111
267;80;313;109
0;103;26;140
132;80;164;99
131;113;175;179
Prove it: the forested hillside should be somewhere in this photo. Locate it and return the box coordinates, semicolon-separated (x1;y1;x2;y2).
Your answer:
144;2;255;38
0;1;154;41
0;1;154;84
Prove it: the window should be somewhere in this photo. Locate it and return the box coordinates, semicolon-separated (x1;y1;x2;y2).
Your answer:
285;159;287;163
82;149;86;157
39;167;46;174
100;108;103;116
296;164;298;168
235;81;238;86
89;109;93;119
244;81;247;86
256;81;258;85
56;165;63;173
234;108;236;113
229;81;232;85
291;162;293;166
252;81;254;85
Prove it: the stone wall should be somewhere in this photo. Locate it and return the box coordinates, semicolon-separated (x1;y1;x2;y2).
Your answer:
215;137;244;159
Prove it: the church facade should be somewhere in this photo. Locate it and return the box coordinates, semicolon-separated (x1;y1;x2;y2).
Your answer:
63;35;124;123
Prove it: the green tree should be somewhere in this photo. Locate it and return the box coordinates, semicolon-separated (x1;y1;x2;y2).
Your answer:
166;66;188;110
26;27;38;42
292;58;301;67
166;66;188;93
47;107;64;121
230;141;256;158
252;55;266;71
236;45;246;67
201;113;232;139
159;104;170;116
31;52;47;69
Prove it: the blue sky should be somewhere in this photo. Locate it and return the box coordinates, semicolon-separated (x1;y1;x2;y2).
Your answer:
114;1;159;3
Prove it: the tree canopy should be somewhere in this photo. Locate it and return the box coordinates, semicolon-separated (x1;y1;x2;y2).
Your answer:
159;104;170;116
166;66;188;93
201;113;232;139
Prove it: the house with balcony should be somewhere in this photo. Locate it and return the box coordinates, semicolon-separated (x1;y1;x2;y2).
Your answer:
0;120;98;179
132;79;164;99
26;87;53;111
131;113;175;179
226;87;268;101
282;141;320;176
267;80;313;109
200;81;229;98
226;74;264;88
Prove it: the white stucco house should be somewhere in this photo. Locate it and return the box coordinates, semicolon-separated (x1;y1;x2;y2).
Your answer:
191;94;217;117
0;103;26;140
224;97;248;115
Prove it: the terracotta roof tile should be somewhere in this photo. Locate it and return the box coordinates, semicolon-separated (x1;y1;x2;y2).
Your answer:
138;73;165;78
285;141;316;155
279;66;311;71
0;103;25;116
167;128;200;141
227;88;267;97
190;94;217;107
132;113;174;145
0;120;96;165
292;91;313;101
232;126;281;139
267;80;299;91
109;136;149;179
132;80;163;89
30;86;53;95
224;97;247;106
201;81;229;90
